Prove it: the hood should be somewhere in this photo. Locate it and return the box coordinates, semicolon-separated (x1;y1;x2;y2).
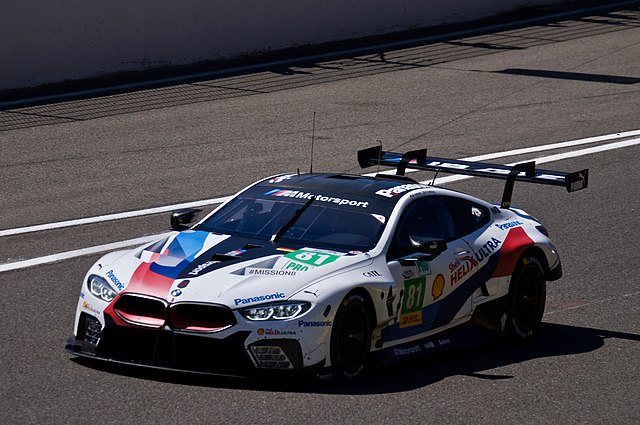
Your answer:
107;230;372;307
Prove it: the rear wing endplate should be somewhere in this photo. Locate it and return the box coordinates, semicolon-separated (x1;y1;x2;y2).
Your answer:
357;146;589;208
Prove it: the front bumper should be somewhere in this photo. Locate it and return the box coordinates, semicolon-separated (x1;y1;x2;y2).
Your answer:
67;312;326;378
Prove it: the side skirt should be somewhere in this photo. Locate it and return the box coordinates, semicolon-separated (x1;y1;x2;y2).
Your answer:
368;295;508;367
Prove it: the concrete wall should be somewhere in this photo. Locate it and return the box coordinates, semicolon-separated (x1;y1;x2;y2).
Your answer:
0;1;564;91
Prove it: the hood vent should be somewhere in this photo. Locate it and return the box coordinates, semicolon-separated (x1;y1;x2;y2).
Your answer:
210;253;240;262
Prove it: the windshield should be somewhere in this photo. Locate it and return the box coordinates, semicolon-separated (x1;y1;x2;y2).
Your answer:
197;197;386;251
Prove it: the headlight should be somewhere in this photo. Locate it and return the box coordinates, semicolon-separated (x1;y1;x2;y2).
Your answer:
87;275;117;302
240;302;310;321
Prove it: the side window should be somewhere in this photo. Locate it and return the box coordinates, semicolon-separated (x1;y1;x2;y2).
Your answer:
445;197;490;238
389;197;455;258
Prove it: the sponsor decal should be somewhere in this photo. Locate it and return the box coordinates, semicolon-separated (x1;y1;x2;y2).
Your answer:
399;277;426;328
170;289;182;297
409;190;433;198
372;214;386;224
375;183;431;198
298;320;332;327
416;260;431;276
264;189;369;208
257;328;297;336
423;339;450;349
363;270;382;278
303;289;319;298
304;289;318;296
402;269;414;279
234;292;286;305
284;249;340;268
495;221;523;231
448;237;502;285
106;270;125;291
282;261;310;272
392;345;422;356
268;174;296;184
449;256;478;286
424;160;565;182
245;268;297;277
188;260;219;276
400;312;422;328
80;291;86;299
432;274;445;300
474;237;502;263
82;300;101;315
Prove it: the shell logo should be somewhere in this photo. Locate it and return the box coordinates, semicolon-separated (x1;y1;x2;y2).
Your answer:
432;274;445;300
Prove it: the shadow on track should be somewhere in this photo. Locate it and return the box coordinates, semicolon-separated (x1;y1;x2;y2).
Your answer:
70;321;640;394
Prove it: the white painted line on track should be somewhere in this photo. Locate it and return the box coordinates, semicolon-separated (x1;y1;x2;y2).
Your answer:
0;197;231;238
0;233;171;273
428;137;640;185
365;129;640;176
2;129;639;238
1;134;638;273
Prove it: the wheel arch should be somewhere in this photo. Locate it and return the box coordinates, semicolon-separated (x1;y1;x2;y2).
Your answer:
520;245;551;279
341;287;377;329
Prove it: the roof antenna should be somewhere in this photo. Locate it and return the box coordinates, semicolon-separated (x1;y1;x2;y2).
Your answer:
430;171;439;186
297;167;300;176
310;112;316;174
376;140;382;175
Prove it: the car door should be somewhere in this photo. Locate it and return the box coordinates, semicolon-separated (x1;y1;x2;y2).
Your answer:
386;196;474;337
443;196;506;304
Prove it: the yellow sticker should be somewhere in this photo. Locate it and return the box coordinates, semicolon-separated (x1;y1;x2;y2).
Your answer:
432;274;445;300
399;311;423;328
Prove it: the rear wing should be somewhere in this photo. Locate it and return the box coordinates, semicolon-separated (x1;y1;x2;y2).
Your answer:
357;146;589;208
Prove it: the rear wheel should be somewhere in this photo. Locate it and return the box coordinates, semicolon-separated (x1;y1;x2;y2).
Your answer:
507;256;546;339
330;293;372;378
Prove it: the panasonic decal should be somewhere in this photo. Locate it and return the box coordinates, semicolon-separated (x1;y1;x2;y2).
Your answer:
234;292;286;305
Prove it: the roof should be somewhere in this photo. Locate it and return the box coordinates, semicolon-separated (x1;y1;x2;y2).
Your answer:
256;172;431;197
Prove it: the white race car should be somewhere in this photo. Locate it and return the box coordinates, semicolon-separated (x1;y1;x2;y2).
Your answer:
67;146;588;379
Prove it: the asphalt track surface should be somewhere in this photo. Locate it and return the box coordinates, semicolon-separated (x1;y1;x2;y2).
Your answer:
1;3;639;424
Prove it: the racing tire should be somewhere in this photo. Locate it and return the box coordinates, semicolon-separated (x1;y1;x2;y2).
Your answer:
507;256;547;339
330;293;373;379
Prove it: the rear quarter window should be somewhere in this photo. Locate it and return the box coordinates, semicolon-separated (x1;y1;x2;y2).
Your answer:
445;197;490;238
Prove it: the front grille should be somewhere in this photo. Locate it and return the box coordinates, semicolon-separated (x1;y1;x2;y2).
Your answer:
113;294;237;333
114;294;166;328
169;303;236;332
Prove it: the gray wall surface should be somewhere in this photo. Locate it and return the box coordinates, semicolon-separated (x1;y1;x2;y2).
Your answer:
1;0;565;91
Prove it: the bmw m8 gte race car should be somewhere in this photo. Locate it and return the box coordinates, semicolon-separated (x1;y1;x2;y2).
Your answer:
67;146;588;379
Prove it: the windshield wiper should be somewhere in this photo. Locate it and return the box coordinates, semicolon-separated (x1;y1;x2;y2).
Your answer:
270;196;315;243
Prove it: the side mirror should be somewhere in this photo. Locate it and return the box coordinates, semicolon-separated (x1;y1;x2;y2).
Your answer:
170;208;202;231
409;235;447;260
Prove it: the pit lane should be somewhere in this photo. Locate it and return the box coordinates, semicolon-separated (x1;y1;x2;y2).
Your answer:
1;3;639;424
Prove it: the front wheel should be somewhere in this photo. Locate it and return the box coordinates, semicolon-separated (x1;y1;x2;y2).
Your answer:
507;256;546;339
330;293;372;378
